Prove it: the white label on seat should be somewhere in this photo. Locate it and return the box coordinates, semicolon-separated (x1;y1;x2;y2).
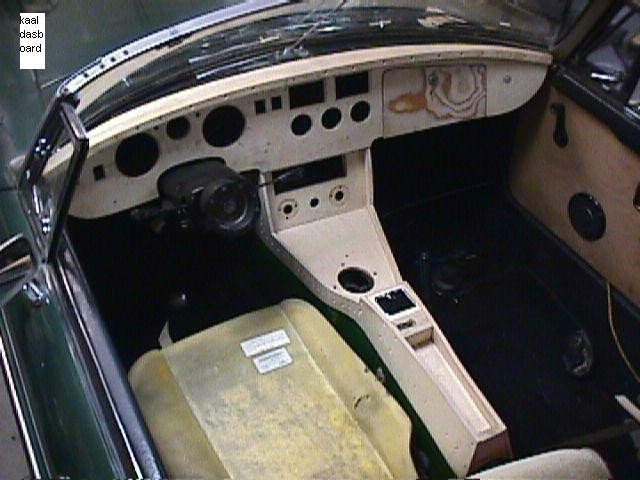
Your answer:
241;329;290;357
253;348;293;374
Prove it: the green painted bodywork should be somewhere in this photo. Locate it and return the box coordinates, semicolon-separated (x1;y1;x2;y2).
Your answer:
0;189;126;478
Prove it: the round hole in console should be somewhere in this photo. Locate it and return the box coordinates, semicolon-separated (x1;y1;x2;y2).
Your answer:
202;105;245;147
291;114;312;136
321;107;342;129
278;199;298;219
310;197;319;208
115;133;159;177
166;116;190;139
350;101;370;123
330;185;349;206
338;267;374;293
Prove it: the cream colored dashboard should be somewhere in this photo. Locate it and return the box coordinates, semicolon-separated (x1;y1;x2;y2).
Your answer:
56;43;551;219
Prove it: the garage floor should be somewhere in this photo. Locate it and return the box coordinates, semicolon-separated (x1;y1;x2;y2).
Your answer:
0;372;29;479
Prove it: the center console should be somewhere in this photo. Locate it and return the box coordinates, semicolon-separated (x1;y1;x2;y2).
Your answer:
257;149;512;476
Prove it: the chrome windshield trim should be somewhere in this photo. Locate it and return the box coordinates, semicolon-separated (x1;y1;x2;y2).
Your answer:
0;325;42;479
59;0;299;96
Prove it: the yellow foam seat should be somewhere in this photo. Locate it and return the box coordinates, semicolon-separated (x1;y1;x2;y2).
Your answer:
129;299;417;479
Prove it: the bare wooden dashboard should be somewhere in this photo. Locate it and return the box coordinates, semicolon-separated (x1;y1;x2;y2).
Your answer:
55;44;551;219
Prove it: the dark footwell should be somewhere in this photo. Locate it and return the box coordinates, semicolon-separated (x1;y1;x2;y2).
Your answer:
380;185;640;475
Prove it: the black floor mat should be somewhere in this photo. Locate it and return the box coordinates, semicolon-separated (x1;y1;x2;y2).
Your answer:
380;185;640;475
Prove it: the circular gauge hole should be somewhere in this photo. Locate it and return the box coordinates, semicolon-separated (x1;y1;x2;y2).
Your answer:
291;114;312;136
350;101;370;123
202;105;245;147
115;133;159;177
321;108;342;130
334;190;345;202
310;197;319;208
283;204;294;215
338;267;374;293
166;116;190;139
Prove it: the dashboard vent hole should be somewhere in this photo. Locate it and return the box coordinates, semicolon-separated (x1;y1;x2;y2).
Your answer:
93;164;106;181
336;71;369;99
291;114;312;136
322;108;342;130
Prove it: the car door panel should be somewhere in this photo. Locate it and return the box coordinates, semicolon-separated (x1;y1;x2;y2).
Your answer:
0;188;130;478
511;84;640;307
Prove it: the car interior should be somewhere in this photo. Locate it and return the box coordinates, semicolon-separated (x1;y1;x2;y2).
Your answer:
52;6;640;479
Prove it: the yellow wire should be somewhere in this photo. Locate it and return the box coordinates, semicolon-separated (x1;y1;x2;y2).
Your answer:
607;282;640;385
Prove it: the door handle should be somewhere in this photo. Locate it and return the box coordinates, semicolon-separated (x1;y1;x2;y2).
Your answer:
550;102;569;148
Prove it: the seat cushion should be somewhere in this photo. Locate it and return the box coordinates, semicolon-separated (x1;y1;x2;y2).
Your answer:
129;299;416;480
474;448;611;479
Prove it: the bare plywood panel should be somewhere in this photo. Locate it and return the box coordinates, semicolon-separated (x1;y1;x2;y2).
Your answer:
511;85;640;307
383;60;547;137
